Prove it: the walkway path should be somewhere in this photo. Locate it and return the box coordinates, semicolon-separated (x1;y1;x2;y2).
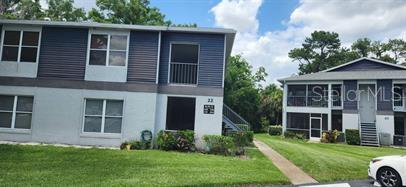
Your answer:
254;139;318;185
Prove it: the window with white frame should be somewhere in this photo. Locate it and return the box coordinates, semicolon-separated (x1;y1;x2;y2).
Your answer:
88;33;128;66
1;30;40;63
0;95;34;129
83;99;123;134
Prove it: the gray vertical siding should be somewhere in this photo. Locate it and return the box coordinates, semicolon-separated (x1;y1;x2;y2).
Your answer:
159;32;225;87
377;79;393;112
38;27;88;80
127;31;159;83
343;80;358;111
330;59;402;72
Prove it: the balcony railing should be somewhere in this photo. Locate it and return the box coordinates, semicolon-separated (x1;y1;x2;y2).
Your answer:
170;62;198;84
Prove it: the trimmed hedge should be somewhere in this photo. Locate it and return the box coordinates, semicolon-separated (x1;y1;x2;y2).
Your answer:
203;135;236;156
268;125;282;136
345;129;360;145
283;130;306;140
157;130;195;151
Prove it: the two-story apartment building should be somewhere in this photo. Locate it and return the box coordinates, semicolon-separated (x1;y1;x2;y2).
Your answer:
279;58;406;146
0;19;236;147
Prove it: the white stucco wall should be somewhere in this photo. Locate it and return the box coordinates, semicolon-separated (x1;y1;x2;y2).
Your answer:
0;62;38;78
343;113;359;130
84;66;128;82
0;86;157;147
154;94;223;138
376;114;394;144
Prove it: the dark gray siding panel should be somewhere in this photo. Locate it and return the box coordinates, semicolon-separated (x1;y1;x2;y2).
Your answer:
343;80;358;111
127;31;159;83
159;32;225;87
331;59;403;72
38;27;88;80
377;79;393;112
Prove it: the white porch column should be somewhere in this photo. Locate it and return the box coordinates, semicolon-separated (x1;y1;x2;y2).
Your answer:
282;83;288;132
328;84;332;131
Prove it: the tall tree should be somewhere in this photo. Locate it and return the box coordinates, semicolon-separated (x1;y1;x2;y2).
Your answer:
46;0;87;21
370;41;389;59
388;39;406;63
259;84;283;127
88;0;170;25
289;31;342;74
0;0;44;19
351;38;371;57
224;55;266;131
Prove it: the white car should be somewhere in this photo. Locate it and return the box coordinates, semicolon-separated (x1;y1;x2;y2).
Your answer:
369;155;406;187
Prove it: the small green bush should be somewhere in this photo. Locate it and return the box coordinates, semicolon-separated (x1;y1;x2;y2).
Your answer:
321;130;340;143
227;131;254;155
203;135;236;156
157;130;195;151
269;125;282;136
345;129;360;145
120;141;129;150
283;130;306;140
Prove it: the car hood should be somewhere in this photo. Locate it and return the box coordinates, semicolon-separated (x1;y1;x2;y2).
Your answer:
373;155;405;160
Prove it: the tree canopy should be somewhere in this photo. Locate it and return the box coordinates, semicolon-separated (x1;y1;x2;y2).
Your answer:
0;0;196;27
290;31;406;74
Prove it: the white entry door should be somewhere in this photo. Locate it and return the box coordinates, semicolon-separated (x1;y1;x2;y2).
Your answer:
359;84;376;123
310;117;322;140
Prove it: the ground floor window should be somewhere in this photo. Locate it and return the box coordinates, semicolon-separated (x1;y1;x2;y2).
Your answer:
83;99;123;134
166;97;196;131
332;110;343;131
0;95;33;129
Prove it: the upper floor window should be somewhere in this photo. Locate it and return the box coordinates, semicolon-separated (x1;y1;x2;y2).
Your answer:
0;95;34;129
169;43;199;84
83;99;123;134
287;84;328;107
1;30;40;63
88;33;128;67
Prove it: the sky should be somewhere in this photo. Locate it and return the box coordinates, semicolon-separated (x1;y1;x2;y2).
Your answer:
56;0;406;84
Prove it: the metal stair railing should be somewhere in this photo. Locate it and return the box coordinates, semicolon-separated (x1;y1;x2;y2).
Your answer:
222;104;250;131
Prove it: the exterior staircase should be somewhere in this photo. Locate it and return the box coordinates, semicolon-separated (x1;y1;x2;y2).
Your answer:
222;104;250;135
360;122;379;146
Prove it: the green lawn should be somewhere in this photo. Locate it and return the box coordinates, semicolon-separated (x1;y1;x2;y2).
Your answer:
255;134;406;182
0;144;288;186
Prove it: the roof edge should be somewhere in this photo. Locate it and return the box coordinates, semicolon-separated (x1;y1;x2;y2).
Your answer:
322;57;406;72
0;19;237;34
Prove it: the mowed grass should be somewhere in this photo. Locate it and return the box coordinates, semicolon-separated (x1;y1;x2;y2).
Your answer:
255;134;406;182
0;144;288;186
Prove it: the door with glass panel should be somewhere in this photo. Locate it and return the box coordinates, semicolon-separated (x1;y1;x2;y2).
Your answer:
310;117;322;140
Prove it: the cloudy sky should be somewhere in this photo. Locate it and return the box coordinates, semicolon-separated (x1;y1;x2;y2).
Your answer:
61;0;406;83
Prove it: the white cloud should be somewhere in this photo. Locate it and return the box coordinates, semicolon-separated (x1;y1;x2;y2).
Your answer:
211;0;406;84
211;0;262;34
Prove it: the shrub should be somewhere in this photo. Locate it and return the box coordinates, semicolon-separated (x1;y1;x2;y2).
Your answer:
157;130;195;151
203;135;236;156
228;131;254;146
269;125;282;136
120;141;129;150
345;129;360;145
321;130;340;143
227;131;254;155
283;130;306;140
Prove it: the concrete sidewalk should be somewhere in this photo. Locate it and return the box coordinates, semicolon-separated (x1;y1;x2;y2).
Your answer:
254;139;318;185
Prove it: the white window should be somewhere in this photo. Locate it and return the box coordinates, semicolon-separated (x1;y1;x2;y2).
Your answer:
83;99;123;134
88;33;128;66
1;30;40;63
0;95;34;129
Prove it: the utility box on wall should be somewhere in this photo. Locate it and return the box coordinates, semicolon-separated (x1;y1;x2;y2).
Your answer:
379;133;391;146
